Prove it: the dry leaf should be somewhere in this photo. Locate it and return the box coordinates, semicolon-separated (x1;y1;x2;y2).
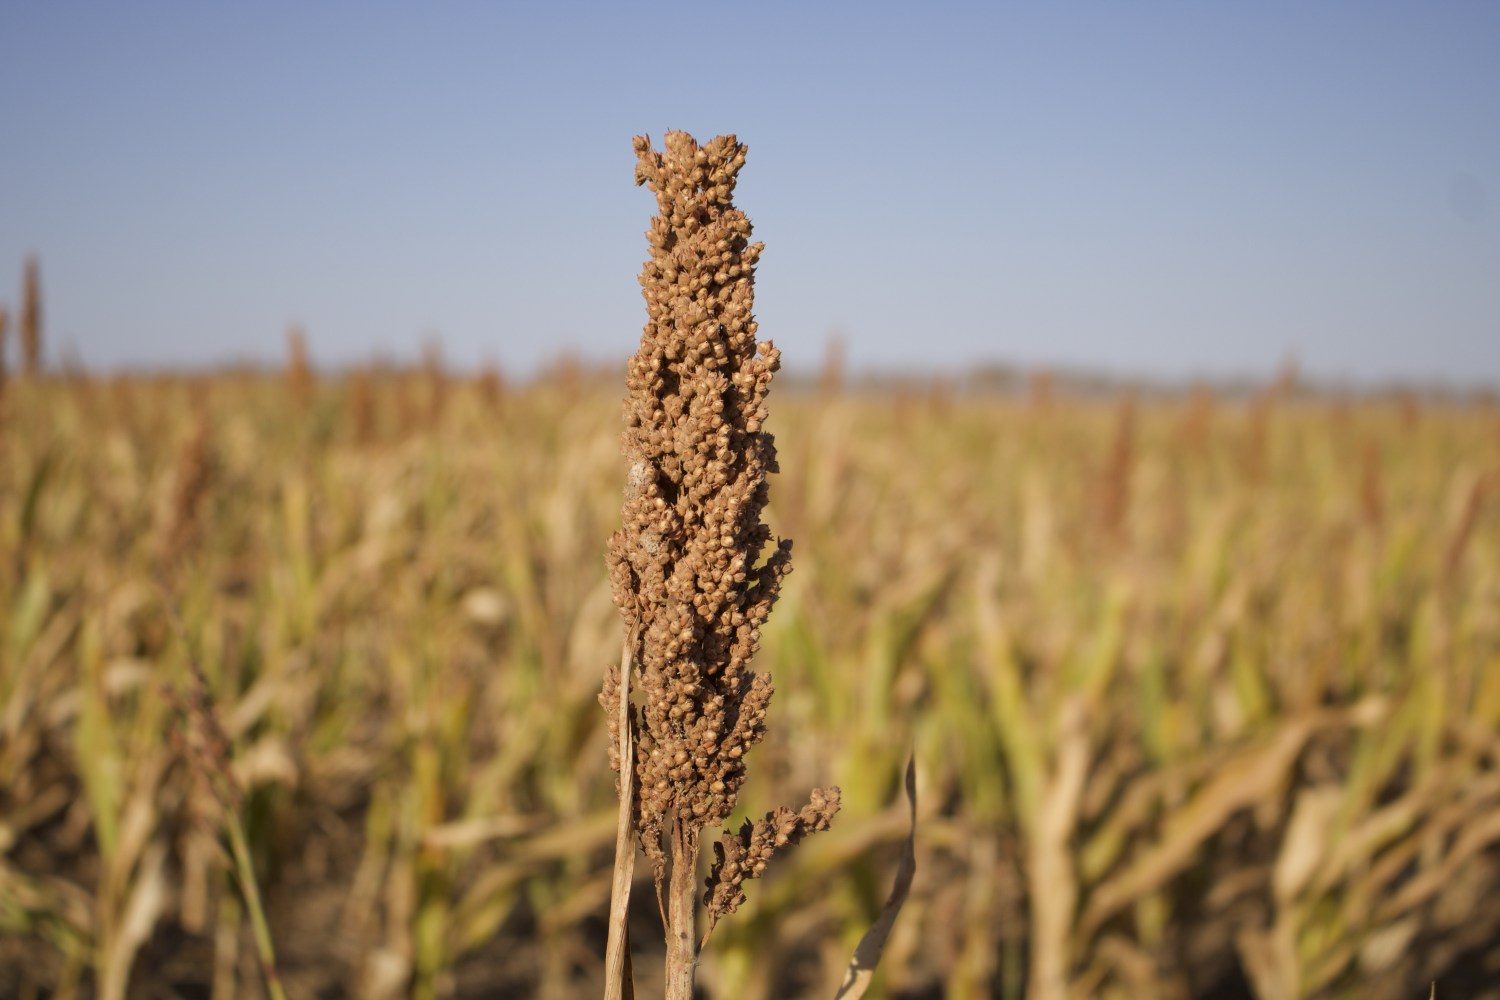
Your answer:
835;756;917;1000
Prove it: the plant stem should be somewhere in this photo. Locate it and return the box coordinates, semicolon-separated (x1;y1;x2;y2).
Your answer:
604;640;636;1000
664;819;699;1000
225;816;287;1000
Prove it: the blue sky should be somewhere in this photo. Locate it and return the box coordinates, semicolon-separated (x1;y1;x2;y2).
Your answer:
1;2;1497;383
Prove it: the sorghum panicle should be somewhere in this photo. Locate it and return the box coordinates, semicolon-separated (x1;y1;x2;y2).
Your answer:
705;786;840;922
602;131;837;898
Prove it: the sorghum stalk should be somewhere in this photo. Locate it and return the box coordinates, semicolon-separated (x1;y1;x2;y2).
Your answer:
602;132;838;999
20;256;41;376
285;325;312;405
0;305;9;396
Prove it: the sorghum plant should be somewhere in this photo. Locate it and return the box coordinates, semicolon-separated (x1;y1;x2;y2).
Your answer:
21;255;42;375
0;305;9;395
602;131;839;999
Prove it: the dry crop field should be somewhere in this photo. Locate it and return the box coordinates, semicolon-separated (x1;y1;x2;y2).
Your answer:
2;366;1499;997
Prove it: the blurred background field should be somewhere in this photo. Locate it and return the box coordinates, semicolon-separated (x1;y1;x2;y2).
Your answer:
2;361;1498;997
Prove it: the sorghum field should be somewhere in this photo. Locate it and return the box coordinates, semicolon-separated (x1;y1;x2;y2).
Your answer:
2;368;1498;998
